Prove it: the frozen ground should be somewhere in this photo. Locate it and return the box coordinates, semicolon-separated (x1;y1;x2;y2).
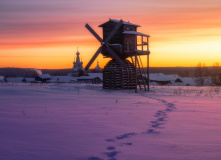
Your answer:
0;83;221;160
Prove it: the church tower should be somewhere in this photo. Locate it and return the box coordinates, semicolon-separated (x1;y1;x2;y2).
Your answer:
95;60;101;70
73;49;84;76
91;59;102;73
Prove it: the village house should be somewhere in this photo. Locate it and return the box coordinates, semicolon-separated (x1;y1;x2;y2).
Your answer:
0;76;5;82
77;73;102;84
35;74;51;82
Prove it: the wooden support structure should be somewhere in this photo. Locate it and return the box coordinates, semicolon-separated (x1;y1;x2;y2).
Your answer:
147;37;150;91
138;56;147;91
147;54;150;91
135;54;137;93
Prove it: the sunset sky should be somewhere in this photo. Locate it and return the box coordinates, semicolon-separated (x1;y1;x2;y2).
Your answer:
1;0;221;69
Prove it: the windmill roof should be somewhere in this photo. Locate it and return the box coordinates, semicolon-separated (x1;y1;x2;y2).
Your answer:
99;19;141;27
123;31;150;37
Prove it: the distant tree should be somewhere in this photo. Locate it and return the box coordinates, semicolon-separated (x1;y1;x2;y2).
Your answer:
194;62;208;86
0;68;38;78
211;63;221;85
179;70;189;77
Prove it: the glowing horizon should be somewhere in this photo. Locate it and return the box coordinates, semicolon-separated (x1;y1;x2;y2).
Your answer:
1;0;221;69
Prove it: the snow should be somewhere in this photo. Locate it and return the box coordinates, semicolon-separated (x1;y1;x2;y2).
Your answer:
49;74;102;83
0;73;201;86
6;77;24;82
123;31;150;37
149;73;178;81
88;73;103;80
1;83;221;160
38;74;51;79
50;76;78;83
172;77;196;86
0;76;4;82
99;19;141;27
23;78;35;83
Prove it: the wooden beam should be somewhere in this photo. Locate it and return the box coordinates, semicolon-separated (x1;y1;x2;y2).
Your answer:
135;54;137;93
106;47;126;68
143;42;148;45
85;46;102;71
147;37;150;91
147;54;149;91
123;50;150;56
85;24;103;43
136;50;150;55
104;20;123;44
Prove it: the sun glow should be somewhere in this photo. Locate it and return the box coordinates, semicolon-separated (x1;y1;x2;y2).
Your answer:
1;0;221;69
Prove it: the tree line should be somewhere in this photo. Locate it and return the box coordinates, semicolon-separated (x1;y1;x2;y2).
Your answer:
194;62;221;86
0;68;38;78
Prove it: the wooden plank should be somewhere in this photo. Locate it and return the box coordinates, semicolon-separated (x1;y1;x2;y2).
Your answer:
85;46;102;71
105;20;123;44
135;54;137;93
85;24;103;43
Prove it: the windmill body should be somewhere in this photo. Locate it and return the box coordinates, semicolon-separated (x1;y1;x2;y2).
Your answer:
85;19;150;92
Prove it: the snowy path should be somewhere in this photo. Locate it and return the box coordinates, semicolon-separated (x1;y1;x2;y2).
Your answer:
87;95;177;160
88;94;177;160
0;84;221;160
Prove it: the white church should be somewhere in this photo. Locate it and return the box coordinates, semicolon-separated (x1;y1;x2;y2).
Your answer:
72;49;84;77
72;49;102;76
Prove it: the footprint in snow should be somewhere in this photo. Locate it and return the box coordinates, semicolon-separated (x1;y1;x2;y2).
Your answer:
107;146;115;150
122;142;133;146
88;97;176;160
88;156;104;160
116;132;136;140
146;97;176;134
105;151;119;158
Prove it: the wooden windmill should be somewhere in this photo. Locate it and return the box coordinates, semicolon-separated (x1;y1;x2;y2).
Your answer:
85;19;150;92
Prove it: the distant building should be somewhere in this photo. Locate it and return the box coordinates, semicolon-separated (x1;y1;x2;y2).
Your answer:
50;76;77;83
22;78;35;83
35;74;51;82
149;73;172;85
0;76;5;82
76;73;102;84
92;60;102;73
72;49;84;77
77;76;102;84
5;77;24;83
175;78;183;83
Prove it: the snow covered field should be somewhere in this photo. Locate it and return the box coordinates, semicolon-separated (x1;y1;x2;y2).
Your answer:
1;83;221;160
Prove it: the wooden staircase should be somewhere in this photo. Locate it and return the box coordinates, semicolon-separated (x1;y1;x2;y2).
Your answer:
131;55;147;91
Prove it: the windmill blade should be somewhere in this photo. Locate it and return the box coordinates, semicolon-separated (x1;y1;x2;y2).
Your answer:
104;20;123;44
85;46;102;71
106;47;126;68
85;23;103;43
